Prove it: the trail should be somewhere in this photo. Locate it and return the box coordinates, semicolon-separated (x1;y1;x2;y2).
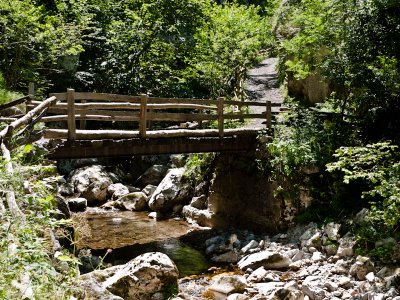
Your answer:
243;57;284;128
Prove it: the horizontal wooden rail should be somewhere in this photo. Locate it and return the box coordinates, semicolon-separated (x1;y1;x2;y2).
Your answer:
44;127;262;140
44;89;278;141
0;96;29;110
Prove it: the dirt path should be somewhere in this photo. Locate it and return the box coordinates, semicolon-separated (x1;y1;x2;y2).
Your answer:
243;57;284;128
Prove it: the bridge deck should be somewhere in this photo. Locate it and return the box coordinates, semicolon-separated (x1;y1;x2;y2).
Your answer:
47;134;258;159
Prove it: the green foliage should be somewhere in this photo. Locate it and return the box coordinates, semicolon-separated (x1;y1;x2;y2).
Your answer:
0;73;23;104
278;0;400;138
0;0;87;93
327;142;400;229
184;153;216;186
0;145;81;299
190;2;272;98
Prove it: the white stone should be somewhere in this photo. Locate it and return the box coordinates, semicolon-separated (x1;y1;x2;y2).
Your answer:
324;222;341;241
79;252;178;300
238;251;292;271
240;240;259;254
365;272;375;282
149;168;192;212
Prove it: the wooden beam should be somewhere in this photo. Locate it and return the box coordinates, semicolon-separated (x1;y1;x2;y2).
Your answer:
0;96;29;111
43;127;262;140
47;135;258;159
0;96;57;141
67;89;76;141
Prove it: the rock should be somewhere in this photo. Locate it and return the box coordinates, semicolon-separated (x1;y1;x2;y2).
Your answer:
311;251;324;262
137;165;169;187
142;185;157;198
238;251;292;271
212;250;239;263
349;256;375;280
181;205;216;227
289;261;302;271
256;282;285;296
337;236;356;257
80;252;179;300
149;168;192;212
118;192;148;211
107;183;129;200
324;281;338;292
57;158;99;175
323;244;338;256
365;272;375;282
68;165;113;204
240;240;259;254
271;287;304;300
324;222;340;241
292;250;305;262
209;275;247;295
1;106;23;117
300;226;322;249
247;267;269;283
67;197;87;212
55;195;71;218
189;195;207;209
338;276;351;287
227;294;250;300
170;154;187;168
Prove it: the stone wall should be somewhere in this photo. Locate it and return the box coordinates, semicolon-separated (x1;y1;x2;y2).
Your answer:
207;154;282;233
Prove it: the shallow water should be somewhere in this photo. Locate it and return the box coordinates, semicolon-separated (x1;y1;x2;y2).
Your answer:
73;208;211;276
73;208;193;249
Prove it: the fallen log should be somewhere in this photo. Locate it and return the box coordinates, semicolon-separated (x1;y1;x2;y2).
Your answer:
43;127;263;140
0;142;25;220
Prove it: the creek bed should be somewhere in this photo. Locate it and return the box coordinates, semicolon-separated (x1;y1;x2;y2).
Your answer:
73;208;212;277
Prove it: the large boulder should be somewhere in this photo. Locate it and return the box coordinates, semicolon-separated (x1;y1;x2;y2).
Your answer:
107;183;129;200
80;252;179;300
238;251;292;271
137;165;169;187
117;192;148;211
148;168;192;212
67;165;113;204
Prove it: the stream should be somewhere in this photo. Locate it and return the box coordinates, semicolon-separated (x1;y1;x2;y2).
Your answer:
73;208;212;277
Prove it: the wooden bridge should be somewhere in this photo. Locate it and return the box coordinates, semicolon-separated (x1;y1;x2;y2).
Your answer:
0;87;282;159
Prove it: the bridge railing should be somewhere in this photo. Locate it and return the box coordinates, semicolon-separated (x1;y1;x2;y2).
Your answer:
28;89;280;141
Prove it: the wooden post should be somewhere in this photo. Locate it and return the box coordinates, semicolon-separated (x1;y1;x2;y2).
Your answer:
27;82;34;112
266;100;272;129
217;97;225;138
139;94;148;138
67;88;76;141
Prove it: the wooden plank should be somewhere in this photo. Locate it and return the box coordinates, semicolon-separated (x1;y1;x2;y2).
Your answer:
41;115;138;122
30;100;216;111
43;127;262;140
67;89;76;141
149;112;217;122
148;97;217;105
0;96;29;110
224;113;266;119
0;96;58;141
227;100;282;107
46;107;141;117
217;97;224;138
139;94;147;138
50;92;142;103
